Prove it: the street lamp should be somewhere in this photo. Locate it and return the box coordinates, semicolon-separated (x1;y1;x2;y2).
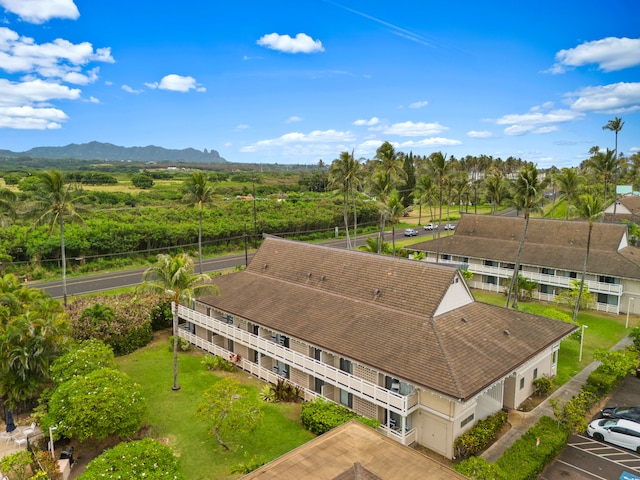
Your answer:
49;426;57;459
627;297;635;328
579;324;589;362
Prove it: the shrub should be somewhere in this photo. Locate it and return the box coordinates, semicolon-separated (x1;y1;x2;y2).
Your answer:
150;299;172;331
496;416;570;480
300;398;380;435
455;456;506;480
201;355;234;372
169;335;192;352
260;379;302;403
50;339;115;384
454;410;508;459
80;438;185;480
66;293;163;355
259;384;276;403
533;376;553;397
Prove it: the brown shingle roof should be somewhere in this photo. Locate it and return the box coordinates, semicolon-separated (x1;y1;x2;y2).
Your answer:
408;214;640;279
199;237;576;401
241;420;468;480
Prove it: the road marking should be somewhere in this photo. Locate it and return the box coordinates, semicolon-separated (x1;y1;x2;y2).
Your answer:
555;459;609;480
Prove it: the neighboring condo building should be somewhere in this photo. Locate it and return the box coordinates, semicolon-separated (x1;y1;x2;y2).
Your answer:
178;236;576;459
408;214;640;315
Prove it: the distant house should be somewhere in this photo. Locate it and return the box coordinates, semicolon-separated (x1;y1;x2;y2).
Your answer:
242;420;468;480
408;214;640;315
178;236;575;458
604;193;640;224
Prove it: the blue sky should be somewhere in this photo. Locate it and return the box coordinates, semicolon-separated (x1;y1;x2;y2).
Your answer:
0;0;638;167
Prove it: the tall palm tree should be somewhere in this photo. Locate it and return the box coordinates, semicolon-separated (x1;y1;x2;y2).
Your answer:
572;193;604;323
603;117;624;157
139;253;219;391
428;152;451;263
555;167;583;220
587;148;618;208
483;168;507;214
30;170;85;306
368;169;392;254
506;164;547;309
182;171;214;273
414;175;434;225
385;191;406;256
329;151;361;249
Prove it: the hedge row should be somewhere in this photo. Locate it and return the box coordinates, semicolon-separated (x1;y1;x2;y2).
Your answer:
300;398;380;435
454;410;508;459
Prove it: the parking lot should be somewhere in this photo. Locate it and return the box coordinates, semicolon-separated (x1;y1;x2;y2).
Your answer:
541;375;640;480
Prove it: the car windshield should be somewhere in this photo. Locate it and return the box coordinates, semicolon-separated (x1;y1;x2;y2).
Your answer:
598;418;618;427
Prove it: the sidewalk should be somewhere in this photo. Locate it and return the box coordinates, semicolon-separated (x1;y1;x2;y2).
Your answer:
481;335;633;463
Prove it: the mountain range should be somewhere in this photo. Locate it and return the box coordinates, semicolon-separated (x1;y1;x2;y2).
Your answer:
0;141;227;164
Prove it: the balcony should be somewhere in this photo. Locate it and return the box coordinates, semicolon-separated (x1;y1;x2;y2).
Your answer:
178;305;418;415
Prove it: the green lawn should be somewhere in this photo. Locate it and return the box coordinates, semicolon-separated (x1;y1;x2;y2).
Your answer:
116;336;315;480
473;290;632;386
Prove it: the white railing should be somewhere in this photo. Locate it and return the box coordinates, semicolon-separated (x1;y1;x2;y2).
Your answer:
178;305;416;415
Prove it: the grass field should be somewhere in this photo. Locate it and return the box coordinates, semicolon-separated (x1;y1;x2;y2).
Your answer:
116;334;315;480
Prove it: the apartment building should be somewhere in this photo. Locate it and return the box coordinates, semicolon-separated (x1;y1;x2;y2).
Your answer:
177;236;575;458
408;214;640;315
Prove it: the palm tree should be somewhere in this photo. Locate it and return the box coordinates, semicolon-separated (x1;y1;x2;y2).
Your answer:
588;148;618;208
483;168;507;214
30;170;85;306
385;191;407;256
414;175;434;225
505;164;547;309
603;117;624;157
329;151;361;249
428;152;451;263
182;171;214;273
368;169;392;254
555;167;583;220
572;194;604;323
139;253;219;391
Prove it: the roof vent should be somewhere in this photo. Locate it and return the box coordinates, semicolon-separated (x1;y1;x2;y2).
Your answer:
263;264;268;270
503;329;510;336
373;288;381;298
320;275;327;281
307;272;312;278
461;318;468;323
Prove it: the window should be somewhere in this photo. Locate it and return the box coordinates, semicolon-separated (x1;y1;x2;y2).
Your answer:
485;275;497;285
533;368;538;380
598;275;617;284
340;389;353;408
314;348;322;361
484;260;496;267
461;414;474;427
227;339;234;352
519;377;525;390
541;268;555;276
314;377;324;394
340;358;353;374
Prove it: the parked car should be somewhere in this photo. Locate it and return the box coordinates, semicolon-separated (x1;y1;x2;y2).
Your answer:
424;223;438;230
444;223;456;230
587;418;640;452
404;228;419;237
601;406;640;422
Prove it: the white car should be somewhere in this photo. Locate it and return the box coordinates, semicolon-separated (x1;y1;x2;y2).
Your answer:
424;223;438;230
587;418;640;452
404;228;419;237
444;223;456;231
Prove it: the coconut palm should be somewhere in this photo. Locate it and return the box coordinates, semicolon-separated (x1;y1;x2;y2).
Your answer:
329;151;361;249
483;168;508;214
427;152;451;263
603;117;624;157
572;193;604;323
29;170;86;306
139;253;219;391
182;171;214;273
555;167;584;220
385;191;407;256
588;148;618;208
506;164;547;309
414;175;434;225
368;169;393;254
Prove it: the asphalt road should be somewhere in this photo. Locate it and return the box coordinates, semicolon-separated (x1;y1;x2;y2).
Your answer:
32;226;453;299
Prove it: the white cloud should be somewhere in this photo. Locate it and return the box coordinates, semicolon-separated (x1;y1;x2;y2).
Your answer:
286;116;302;123
0;77;80;107
0;0;79;24
383;121;447;136
0;27;113;83
122;84;142;94
495;104;584;136
353;117;379;126
257;33;324;54
566;82;640;114
236;124;250;129
550;37;640;73
399;138;462;148
467;130;493;138
146;74;205;93
0;105;68;129
240;129;355;152
409;101;429;109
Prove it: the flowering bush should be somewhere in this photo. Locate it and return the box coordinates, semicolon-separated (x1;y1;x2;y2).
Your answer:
49;339;115;385
79;438;185;480
66;293;164;355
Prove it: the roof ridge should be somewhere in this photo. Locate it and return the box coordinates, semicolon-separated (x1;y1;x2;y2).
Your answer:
428;314;465;400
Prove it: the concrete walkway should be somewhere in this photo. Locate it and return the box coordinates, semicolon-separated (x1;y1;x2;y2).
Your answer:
481;335;634;463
